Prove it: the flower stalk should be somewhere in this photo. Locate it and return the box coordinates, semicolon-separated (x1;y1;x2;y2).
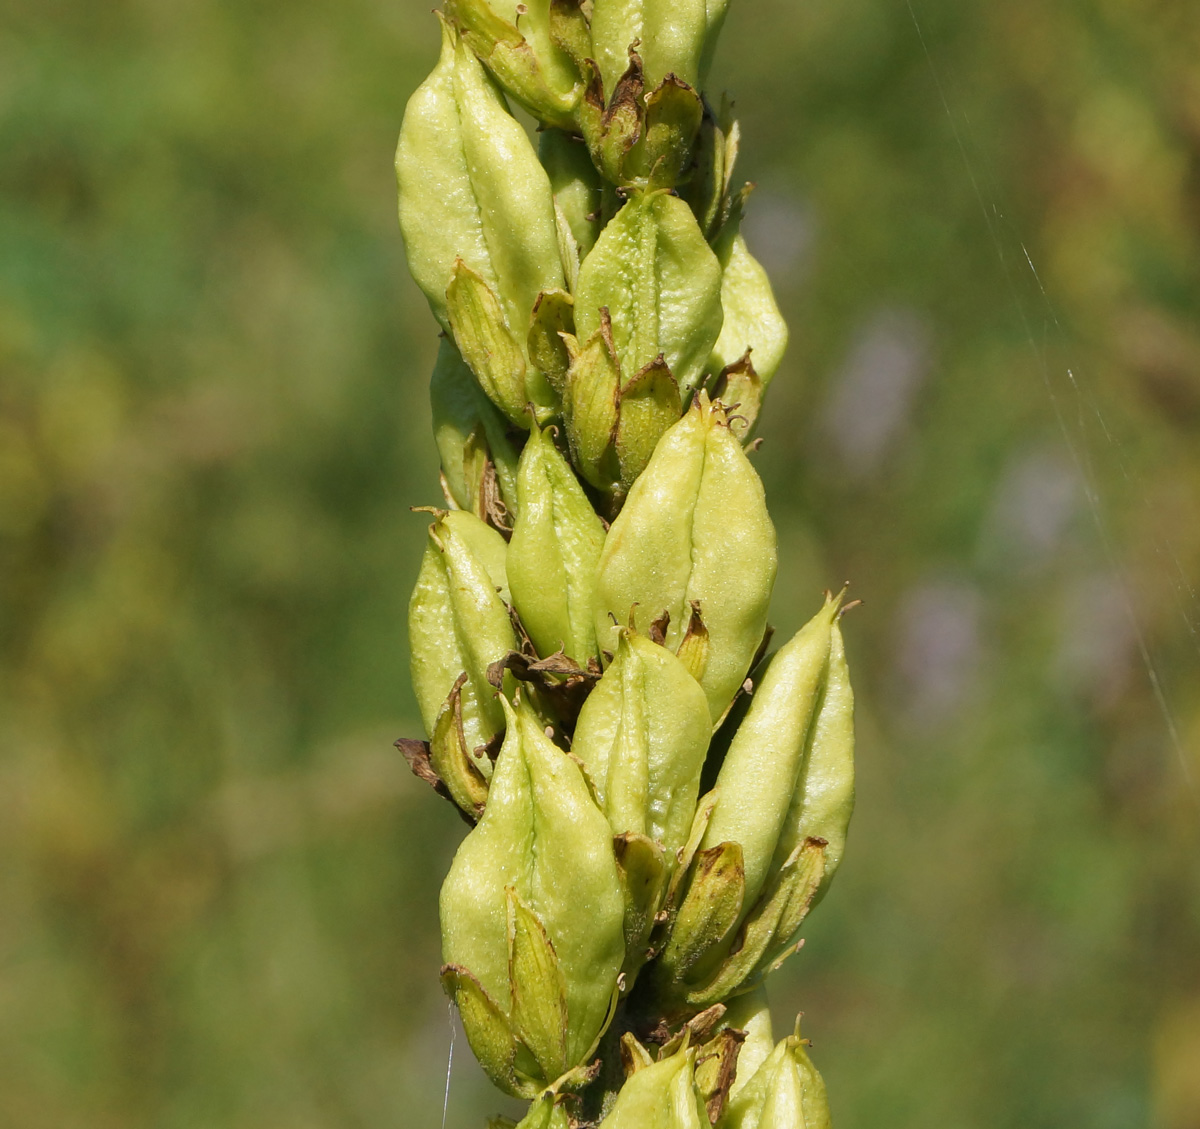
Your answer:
395;3;855;1124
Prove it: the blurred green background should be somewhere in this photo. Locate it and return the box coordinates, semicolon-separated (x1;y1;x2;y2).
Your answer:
2;0;1199;1126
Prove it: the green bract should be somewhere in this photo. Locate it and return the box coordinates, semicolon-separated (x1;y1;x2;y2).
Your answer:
430;337;519;517
440;695;625;1096
594;393;776;723
408;510;515;767
443;0;583;128
508;423;607;662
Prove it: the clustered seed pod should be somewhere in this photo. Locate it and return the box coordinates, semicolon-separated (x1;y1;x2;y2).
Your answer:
395;0;853;1124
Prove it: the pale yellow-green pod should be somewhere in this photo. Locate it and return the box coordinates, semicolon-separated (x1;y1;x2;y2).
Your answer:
396;19;564;335
589;0;709;93
575;191;723;397
408;510;516;770
508;424;606;663
597;1044;711;1129
717;1026;831;1129
708;224;788;389
430;337;519;515
594;394;776;723
572;629;712;854
700;594;839;911
440;694;625;1095
769;618;855;901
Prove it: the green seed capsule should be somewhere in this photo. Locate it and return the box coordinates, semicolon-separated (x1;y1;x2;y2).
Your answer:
573;629;712;852
507;423;607;662
443;0;583;129
769;618;855;900
408;510;517;768
430;338;520;518
597;1043;711;1129
589;0;709;93
594;393;776;723
656;596;855;1007
718;1024;831;1129
575;191;724;398
440;694;625;1096
396;19;564;336
708;221;788;390
701;595;840;911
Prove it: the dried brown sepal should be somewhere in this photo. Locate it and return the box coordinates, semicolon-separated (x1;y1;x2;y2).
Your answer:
429;672;491;818
482;459;514;538
620;1031;655;1077
694;1026;746;1124
487;648;602;728
648;608;671;646
654;1002;727;1056
711;349;763;442
578;47;645;185
394;737;477;827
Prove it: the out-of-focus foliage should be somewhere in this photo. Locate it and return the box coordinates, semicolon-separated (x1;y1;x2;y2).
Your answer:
0;1;1196;1128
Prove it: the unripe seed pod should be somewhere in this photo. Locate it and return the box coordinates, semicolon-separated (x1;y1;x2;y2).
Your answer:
653;596;854;1008
590;0;715;94
575;191;723;398
708;221;788;390
768;618;855;900
508;423;607;663
717;1024;831;1129
441;694;625;1096
396;19;564;336
594;393;776;723
443;0;583;129
597;1043;712;1129
573;629;712;852
408;510;517;768
700;595;840;910
430;338;519;517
